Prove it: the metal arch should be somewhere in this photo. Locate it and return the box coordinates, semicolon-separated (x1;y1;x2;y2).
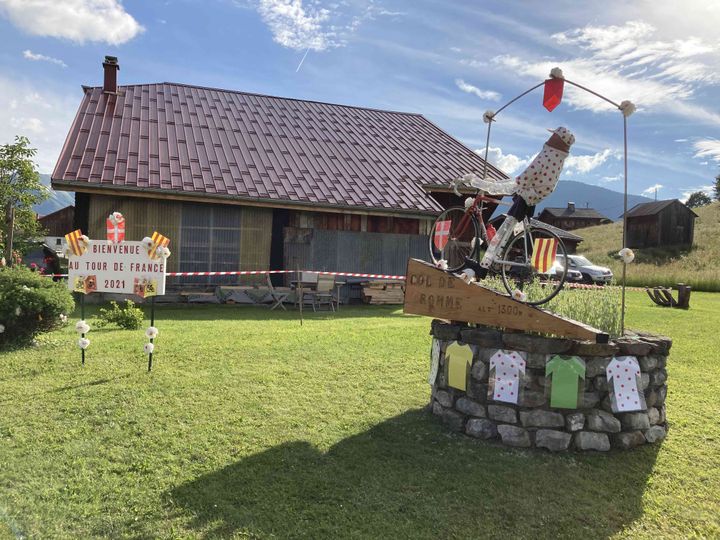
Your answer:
478;75;631;335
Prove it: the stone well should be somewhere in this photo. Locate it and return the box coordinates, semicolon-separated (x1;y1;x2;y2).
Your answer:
429;320;670;452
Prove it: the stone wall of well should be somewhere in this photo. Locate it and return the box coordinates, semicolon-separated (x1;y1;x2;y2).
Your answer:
430;321;670;452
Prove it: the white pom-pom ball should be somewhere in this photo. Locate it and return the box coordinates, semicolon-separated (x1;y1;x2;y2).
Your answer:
512;289;527;302
460;269;476;284
75;320;90;334
143;342;155;354
141;237;154;250
464;197;474;209
0;324;5;334
619;100;636;117
483;110;495;124
78;337;90;350
145;326;159;339
435;259;448;271
112;211;124;223
550;67;564;79
619;247;635;264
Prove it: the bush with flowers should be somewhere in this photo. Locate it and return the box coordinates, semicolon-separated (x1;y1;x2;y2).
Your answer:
0;266;74;346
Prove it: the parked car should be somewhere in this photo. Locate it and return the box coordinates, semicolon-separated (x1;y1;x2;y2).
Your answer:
566;255;613;284
547;260;583;283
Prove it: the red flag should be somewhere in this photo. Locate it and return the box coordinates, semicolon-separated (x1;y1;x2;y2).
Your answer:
543;78;564;112
433;220;451;250
106;218;125;243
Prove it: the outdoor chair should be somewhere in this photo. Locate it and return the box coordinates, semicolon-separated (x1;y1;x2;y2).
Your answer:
266;274;291;310
307;273;338;312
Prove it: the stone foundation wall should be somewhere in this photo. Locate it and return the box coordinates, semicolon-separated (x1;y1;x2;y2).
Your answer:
430;321;670;452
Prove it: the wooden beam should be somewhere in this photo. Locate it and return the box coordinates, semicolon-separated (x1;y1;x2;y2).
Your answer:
403;259;609;343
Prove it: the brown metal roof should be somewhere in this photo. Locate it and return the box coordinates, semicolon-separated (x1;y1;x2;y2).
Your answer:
540;207;610;220
623;199;698;219
51;82;508;217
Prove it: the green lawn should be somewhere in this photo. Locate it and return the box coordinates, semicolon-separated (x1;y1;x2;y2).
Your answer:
0;292;718;538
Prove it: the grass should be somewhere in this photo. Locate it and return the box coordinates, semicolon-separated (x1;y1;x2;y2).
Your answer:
0;295;719;538
576;201;720;291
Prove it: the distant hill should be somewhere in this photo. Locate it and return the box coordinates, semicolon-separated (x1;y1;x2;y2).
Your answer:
34;174;74;216
575;201;720;291
536;180;653;221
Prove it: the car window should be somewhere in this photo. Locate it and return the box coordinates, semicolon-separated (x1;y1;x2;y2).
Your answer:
571;256;592;266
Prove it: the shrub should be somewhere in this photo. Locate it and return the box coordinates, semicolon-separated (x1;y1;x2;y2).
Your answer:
0;266;74;346
96;300;144;330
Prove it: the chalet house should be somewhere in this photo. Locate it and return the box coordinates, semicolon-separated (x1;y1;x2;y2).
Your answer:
51;57;508;284
538;202;611;231
624;199;697;248
38;205;75;251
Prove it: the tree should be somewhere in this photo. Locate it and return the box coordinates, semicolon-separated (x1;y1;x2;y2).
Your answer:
685;191;712;208
714;173;720;201
0;136;47;266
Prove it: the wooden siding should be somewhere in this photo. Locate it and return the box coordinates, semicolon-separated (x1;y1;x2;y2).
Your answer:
289;209;434;235
627;201;695;248
87;195;272;283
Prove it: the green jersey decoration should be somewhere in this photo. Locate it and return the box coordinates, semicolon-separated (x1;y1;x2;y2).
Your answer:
545;355;586;409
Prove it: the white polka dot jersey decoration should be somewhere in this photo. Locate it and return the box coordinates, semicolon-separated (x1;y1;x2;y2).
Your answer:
489;350;526;404
607;356;646;412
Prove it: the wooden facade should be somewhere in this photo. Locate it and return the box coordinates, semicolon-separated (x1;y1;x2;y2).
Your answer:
626;200;697;248
83;194;272;283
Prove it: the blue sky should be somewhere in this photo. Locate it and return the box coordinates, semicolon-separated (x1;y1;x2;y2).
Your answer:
0;0;718;201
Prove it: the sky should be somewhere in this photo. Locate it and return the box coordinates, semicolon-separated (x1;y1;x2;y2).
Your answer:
0;0;718;201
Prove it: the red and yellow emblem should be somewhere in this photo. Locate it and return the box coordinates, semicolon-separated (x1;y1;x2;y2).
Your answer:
64;229;88;256
148;231;170;260
532;237;559;273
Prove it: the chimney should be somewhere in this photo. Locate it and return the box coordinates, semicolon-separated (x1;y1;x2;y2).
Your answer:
102;55;119;94
567;202;575;212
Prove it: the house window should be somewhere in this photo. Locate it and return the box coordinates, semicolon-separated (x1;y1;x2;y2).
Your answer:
179;203;242;285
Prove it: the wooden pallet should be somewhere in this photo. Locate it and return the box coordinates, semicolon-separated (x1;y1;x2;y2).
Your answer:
362;280;405;305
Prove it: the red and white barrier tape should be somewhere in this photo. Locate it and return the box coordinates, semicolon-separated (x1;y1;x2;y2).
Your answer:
43;269;406;280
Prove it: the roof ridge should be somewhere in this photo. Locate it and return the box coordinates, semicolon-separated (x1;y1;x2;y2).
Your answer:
82;81;426;117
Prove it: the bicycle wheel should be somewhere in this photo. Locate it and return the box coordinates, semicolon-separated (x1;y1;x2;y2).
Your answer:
499;226;568;305
428;207;479;272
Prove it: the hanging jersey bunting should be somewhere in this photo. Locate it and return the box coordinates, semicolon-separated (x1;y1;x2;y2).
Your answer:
543;78;565;112
532;237;559;273
607;356;646;412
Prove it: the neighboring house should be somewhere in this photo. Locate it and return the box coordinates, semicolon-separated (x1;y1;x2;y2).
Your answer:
489;215;584;254
38;205;75;252
51;56;507;285
538;202;611;231
623;199;698;248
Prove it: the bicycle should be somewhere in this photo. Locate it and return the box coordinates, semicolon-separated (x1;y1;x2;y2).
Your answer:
428;190;569;305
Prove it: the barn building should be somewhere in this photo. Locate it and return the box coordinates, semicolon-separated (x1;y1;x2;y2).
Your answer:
624;199;697;248
538;202;611;231
51;57;508;285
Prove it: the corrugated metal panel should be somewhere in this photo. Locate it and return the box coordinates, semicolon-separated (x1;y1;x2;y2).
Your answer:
53;82;510;217
286;228;428;276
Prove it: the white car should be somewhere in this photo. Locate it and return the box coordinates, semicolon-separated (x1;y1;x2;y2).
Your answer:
567;255;614;284
547;260;583;282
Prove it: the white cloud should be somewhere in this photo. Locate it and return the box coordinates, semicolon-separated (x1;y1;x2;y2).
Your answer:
0;76;77;172
475;147;532;175
23;49;67;68
0;0;143;45
642;183;664;196
255;0;389;52
680;185;714;202
564;149;613;175
674;138;688;143
600;174;622;182
455;79;501;101
492;21;720;123
693;139;720;162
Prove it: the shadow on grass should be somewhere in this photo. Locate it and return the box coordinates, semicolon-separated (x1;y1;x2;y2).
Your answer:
169;409;658;538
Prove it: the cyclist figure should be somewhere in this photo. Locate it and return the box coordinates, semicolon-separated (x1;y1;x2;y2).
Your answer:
454;126;575;279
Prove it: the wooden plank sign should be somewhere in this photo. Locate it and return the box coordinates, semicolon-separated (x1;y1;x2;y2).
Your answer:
403;259;608;343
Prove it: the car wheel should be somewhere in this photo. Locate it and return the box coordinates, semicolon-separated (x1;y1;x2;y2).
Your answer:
581;273;593;284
